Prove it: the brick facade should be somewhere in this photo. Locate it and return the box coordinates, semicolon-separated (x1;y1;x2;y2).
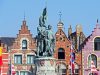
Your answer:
82;22;100;75
0;47;9;75
10;20;36;75
0;20;83;75
54;21;82;75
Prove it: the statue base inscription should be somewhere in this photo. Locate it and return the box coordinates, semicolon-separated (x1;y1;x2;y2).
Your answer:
35;57;57;75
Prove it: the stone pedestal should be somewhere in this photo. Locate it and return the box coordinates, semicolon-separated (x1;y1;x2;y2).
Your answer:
35;57;57;75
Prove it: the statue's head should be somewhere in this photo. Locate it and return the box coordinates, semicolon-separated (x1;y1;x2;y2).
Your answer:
48;25;52;30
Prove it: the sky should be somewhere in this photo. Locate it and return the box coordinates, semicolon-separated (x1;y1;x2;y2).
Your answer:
0;0;100;37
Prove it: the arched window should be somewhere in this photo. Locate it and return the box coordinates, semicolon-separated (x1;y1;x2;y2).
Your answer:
22;40;27;49
69;63;79;75
57;63;67;75
88;54;97;68
94;37;100;51
58;48;65;59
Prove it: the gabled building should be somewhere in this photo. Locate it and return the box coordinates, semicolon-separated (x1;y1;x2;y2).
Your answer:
82;21;100;75
10;20;36;75
68;25;86;52
54;21;82;75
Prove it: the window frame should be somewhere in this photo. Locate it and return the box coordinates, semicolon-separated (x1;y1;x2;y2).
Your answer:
27;55;35;64
58;48;65;59
15;71;19;75
20;71;30;75
57;63;67;75
88;54;97;68
22;40;27;49
14;55;22;64
94;37;100;51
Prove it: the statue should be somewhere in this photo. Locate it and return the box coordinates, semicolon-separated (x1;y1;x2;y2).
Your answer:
36;7;55;57
45;25;55;56
37;16;46;56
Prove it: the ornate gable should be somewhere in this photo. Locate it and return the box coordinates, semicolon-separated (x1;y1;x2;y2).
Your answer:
55;21;69;43
82;21;100;74
11;20;36;50
19;20;30;34
54;21;71;63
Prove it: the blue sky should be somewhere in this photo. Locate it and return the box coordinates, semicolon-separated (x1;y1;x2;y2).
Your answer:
0;0;100;37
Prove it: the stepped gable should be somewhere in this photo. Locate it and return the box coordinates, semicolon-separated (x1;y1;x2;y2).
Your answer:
19;20;31;34
11;20;36;50
83;23;100;49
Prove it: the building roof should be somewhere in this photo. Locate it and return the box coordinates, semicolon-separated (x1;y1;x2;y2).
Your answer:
0;37;15;47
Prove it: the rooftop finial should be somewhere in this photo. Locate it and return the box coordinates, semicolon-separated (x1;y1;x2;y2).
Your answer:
23;11;26;25
70;25;72;28
97;19;98;23
24;11;26;21
59;11;62;22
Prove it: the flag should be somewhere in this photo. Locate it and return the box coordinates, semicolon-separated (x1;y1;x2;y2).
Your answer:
70;43;75;75
0;47;3;66
42;7;47;23
42;7;47;17
11;64;16;75
91;60;98;75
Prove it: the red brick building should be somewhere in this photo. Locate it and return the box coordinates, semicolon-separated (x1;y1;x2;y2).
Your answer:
0;19;83;75
9;20;36;75
54;21;82;75
0;42;9;75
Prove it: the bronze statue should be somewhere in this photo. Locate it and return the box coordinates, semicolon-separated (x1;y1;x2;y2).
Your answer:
36;7;55;57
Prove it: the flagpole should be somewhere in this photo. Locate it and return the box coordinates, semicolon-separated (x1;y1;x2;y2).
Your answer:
70;36;72;75
71;41;73;75
10;49;12;75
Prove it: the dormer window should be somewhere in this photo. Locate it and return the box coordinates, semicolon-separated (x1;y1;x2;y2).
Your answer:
22;40;27;49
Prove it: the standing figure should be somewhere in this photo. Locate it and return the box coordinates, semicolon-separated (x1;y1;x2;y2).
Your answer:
46;25;55;56
37;16;46;56
36;7;55;57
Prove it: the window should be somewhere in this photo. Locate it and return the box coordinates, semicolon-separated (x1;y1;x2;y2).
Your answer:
74;69;79;75
69;63;79;75
57;63;67;75
94;37;100;51
20;71;29;75
15;71;19;75
14;55;22;64
58;48;65;59
22;40;27;49
88;54;97;68
27;55;34;64
89;73;98;75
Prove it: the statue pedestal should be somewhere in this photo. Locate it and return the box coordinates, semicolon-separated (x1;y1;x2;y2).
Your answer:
35;57;57;75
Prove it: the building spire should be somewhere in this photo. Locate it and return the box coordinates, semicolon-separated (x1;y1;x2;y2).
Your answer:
59;11;62;22
97;19;98;23
24;11;26;21
70;25;72;28
23;11;26;25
